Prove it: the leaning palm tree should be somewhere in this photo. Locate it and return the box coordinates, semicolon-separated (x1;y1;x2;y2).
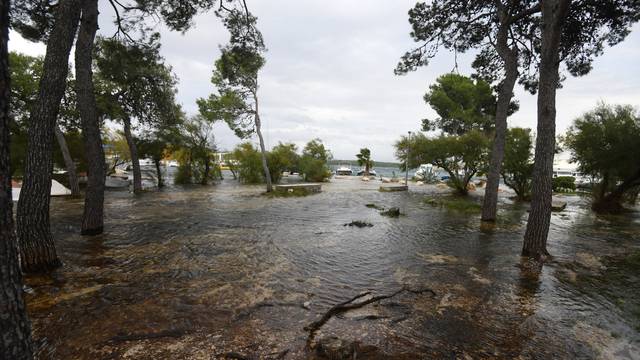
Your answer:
356;148;373;177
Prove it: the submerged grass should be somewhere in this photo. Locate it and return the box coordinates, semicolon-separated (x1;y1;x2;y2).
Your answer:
424;196;482;213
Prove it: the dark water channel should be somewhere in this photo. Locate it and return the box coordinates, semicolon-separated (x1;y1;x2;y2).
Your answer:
25;175;640;359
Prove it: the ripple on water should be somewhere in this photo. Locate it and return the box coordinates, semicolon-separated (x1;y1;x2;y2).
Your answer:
27;176;640;359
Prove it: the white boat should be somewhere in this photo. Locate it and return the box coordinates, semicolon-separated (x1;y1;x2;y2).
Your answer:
11;179;72;201
335;165;353;176
139;158;155;167
162;160;179;167
356;168;377;177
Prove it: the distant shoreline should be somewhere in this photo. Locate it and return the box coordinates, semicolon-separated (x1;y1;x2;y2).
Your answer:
328;159;401;168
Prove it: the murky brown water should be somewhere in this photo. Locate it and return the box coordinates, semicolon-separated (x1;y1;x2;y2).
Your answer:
24;175;640;359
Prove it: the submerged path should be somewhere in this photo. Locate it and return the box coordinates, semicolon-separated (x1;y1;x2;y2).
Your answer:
25;176;640;359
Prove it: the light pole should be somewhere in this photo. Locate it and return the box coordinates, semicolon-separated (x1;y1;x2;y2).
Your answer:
405;131;411;186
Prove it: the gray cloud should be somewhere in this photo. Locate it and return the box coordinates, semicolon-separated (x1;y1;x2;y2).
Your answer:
9;1;640;162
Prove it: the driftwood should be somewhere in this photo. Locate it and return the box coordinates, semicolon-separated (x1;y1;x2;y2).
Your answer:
303;287;436;346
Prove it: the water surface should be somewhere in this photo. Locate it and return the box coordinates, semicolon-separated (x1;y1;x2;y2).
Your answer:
26;176;640;359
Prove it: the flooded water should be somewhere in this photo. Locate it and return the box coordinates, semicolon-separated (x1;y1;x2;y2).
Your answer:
24;174;640;359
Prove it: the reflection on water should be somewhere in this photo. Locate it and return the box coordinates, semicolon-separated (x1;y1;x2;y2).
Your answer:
25;176;640;359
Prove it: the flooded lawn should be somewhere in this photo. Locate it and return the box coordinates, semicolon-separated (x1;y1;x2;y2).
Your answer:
25;176;640;359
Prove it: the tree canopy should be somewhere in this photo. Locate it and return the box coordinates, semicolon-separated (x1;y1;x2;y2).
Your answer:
197;10;265;138
397;0;640;92
423;73;500;135
94;34;179;127
564;103;640;212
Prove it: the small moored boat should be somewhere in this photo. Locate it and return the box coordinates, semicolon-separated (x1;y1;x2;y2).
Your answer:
335;165;353;176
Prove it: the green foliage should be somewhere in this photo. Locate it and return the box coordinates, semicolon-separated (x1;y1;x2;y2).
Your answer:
95;34;179;127
423;73;497;135
563;103;640;207
396;130;490;195
173;115;217;185
232;142;264;184
553;176;576;192
502;127;533;200
268;143;299;183
397;1;640;93
197;10;265;139
299;139;332;182
8;51;82;176
356;148;373;175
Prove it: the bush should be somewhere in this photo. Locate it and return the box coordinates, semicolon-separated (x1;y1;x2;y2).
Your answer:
299;139;332;182
174;164;193;184
553;176;576;192
268;143;299;183
232;142;264;184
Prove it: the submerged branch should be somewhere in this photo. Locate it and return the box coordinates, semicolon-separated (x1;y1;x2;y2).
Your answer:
303;287;436;347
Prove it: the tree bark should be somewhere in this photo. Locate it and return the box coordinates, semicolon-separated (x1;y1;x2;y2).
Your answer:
54;126;80;196
481;9;519;222
16;0;81;272
201;155;210;185
0;1;34;357
76;0;105;236
593;168;640;213
154;158;163;188
254;94;272;192
522;0;571;260
122;117;142;193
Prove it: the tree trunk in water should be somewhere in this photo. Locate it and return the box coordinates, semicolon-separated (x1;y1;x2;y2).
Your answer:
154;159;163;188
522;0;570;260
54;126;80;196
481;12;519;222
0;1;34;356
123;117;142;193
254;94;272;192
201;155;210;185
593;168;640;213
76;0;105;236
16;0;80;272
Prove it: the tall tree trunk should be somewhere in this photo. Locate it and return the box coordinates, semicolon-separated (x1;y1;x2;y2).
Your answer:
254;94;272;192
122;117;142;193
154;158;163;188
77;0;105;236
0;1;34;356
481;11;519;222
54;126;80;196
522;0;571;260
201;155;210;185
16;0;81;272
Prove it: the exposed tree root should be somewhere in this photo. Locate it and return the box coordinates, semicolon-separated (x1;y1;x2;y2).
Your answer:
303;287;436;347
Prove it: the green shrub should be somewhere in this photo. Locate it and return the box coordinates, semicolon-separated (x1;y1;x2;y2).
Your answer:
268;143;299;183
174;164;193;184
553;176;576;192
232;142;264;184
299;139;332;182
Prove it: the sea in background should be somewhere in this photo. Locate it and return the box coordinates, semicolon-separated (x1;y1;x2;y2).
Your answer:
329;164;417;178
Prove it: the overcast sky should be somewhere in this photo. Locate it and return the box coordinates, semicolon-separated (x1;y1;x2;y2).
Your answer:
9;1;640;162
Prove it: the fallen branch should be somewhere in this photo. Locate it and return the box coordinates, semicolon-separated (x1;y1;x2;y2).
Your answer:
303;287;435;347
